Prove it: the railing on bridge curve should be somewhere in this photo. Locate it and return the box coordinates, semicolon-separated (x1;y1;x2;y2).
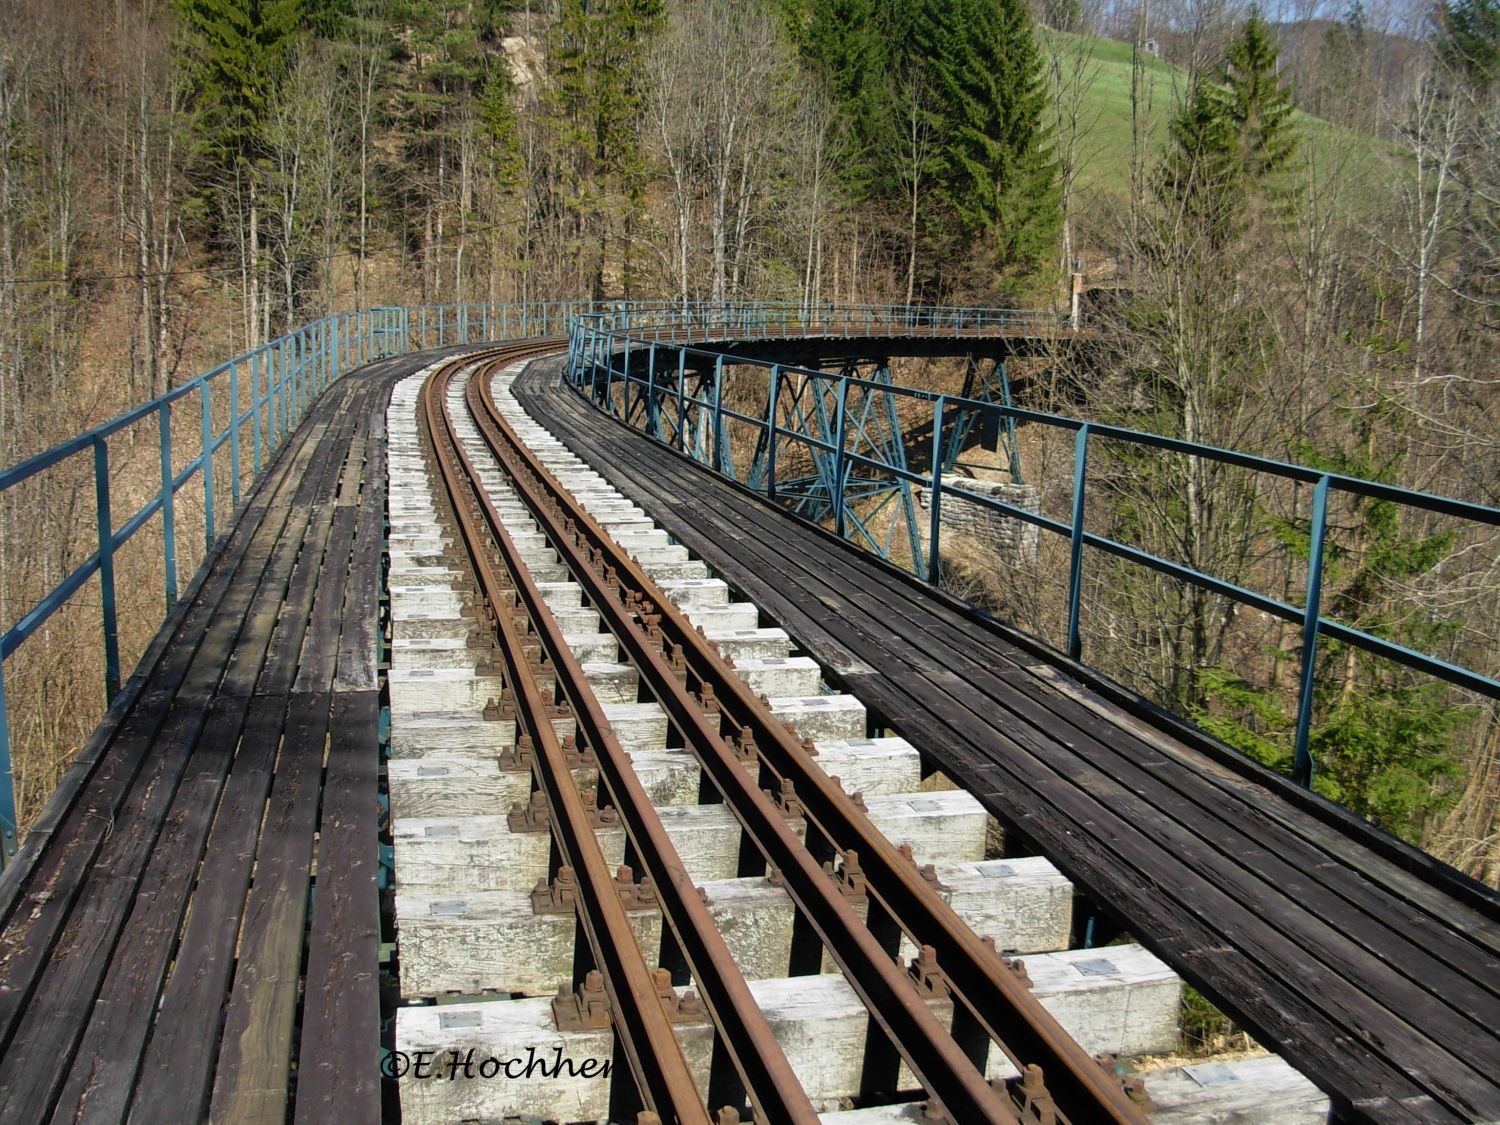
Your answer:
0;300;589;865
567;310;1500;795
593;299;1071;342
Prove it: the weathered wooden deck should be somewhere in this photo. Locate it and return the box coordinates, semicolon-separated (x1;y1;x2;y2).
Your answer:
0;355;410;1124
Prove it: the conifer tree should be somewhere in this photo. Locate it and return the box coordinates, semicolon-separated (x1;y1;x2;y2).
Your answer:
1220;8;1298;182
1158;6;1297;247
548;0;664;297
799;0;889;197
174;0;305;172
912;0;1060;281
1439;0;1500;91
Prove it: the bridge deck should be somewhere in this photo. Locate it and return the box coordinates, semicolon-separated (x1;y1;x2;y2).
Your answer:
515;356;1500;1125
0;357;408;1124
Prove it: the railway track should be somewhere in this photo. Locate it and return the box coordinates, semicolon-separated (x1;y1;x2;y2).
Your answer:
384;343;1190;1122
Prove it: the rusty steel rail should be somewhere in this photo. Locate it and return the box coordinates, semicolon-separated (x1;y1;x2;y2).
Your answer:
468;356;1148;1124
420;348;714;1124
464;357;1015;1124
424;348;819;1124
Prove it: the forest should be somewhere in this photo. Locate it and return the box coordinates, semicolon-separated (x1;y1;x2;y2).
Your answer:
0;0;1495;883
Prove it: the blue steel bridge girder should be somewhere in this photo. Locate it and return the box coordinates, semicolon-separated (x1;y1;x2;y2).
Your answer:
747;358;928;578
946;355;1023;485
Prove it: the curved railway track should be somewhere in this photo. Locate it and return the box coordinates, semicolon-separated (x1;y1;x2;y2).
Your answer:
405;343;1150;1123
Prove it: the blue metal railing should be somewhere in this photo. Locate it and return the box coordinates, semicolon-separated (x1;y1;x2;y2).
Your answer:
0;299;587;862
588;300;1070;344
568;315;1500;792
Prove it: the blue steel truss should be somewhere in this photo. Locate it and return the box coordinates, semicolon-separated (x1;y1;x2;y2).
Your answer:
742;361;925;574
944;356;1023;484
566;310;1500;795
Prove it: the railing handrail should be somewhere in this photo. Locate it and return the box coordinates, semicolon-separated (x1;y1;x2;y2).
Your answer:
0;298;1027;863
0;297;602;861
568;320;1500;793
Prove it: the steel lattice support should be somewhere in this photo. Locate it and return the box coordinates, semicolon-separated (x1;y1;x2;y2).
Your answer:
942;356;1022;484
745;359;927;577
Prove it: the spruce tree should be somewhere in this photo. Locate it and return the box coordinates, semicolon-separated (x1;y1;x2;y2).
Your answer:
913;0;1060;281
1438;0;1500;92
1220;7;1298;182
1157;6;1297;246
174;0;305;172
1158;77;1243;246
800;0;890;197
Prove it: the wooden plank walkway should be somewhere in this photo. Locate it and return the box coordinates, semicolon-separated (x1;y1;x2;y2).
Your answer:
516;355;1500;1125
0;355;409;1124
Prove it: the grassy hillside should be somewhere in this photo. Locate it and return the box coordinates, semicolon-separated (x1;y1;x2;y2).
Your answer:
1050;33;1182;201
1055;33;1393;207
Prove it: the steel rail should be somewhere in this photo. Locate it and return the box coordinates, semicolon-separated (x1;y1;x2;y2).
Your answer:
420;349;712;1124
465;358;1016;1124
439;351;821;1124
471;357;1148;1123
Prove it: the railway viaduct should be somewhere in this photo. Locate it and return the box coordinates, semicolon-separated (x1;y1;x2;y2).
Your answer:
0;302;1495;1125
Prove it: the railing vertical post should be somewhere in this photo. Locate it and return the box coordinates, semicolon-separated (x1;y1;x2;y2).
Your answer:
767;365;780;500
271;342;282;443
712;355;725;473
229;361;241;509
928;397;946;585
284;336;294;429
332;316;341;382
1065;423;1090;661
1292;475;1331;787
251;348;263;475
604;341;616;411
201;380;216;548
646;343;657;437
676;350;687;452
832;376;849;540
275;343;286;445
158;403;178;610
94;436;121;702
287;335;297;425
589;333;601;402
295;332;305;420
0;660;16;862
621;339;632;417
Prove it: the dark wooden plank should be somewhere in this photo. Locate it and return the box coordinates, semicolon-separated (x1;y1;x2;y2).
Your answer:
335;399;387;693
293;507;360;695
207;691;331;1125
0;399;361;1124
293;690;381;1124
259;428;355;697
124;695;290;1125
47;694;256;1124
0;406;329;1062
520;365;1500;1123
41;399;372;1124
